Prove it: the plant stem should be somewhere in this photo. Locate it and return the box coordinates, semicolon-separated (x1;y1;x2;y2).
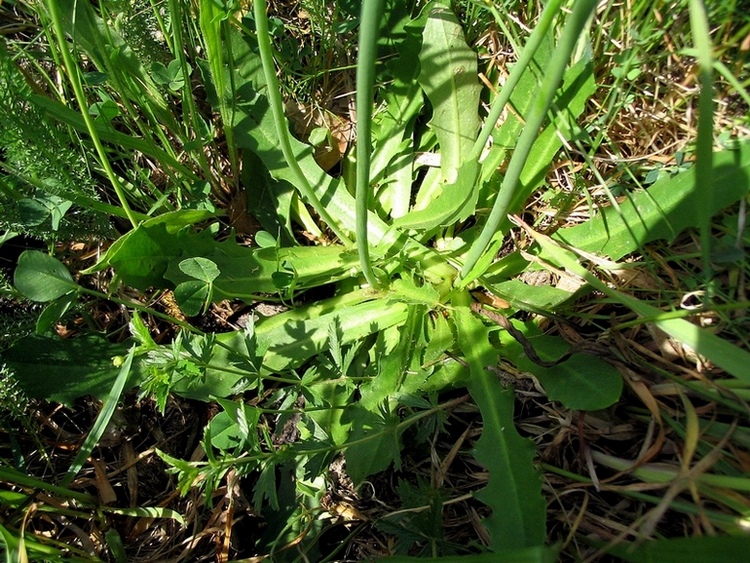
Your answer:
44;0;139;228
355;0;385;288
469;0;564;161
688;0;715;300
253;0;352;245
459;0;597;285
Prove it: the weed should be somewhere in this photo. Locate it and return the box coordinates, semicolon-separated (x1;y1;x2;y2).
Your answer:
1;0;750;560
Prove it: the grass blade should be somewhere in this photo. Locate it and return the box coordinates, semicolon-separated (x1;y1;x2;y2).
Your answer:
60;347;135;487
43;0;139;227
521;219;750;382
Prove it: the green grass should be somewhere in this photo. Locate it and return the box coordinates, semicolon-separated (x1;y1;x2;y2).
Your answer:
1;0;750;560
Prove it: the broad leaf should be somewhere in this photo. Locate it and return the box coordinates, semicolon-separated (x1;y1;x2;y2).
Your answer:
14;250;78;302
2;335;142;404
345;405;402;485
86;216;362;300
173;280;210;317
179;257;220;283
497;320;622;411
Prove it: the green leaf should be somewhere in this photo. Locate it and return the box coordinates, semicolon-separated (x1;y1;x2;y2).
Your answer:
530;227;750;383
417;4;480;185
345;405;402;485
0;523;24;563
608;536;750;563
360;304;426;410
254;230;277;248
35;292;77;334
101;506;185;526
380;545;559;563
453;300;545;550
210;398;262;451
174;280;210;317
61;347;135;487
2;335;143;405
393;160;480;230
13;250;78;302
87;215;361;300
179;257;220;283
555;141;750;260
498;320;622;411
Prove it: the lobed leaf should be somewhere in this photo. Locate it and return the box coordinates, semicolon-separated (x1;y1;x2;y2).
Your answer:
453;301;545;550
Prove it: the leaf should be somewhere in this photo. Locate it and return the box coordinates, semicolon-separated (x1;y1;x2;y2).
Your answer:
0;523;24;563
360;304;426;410
555;141;750;260
254;230;277;248
35;292;77;334
418;4;480;184
1;335;143;405
13;250;78;302
87;215;361;299
393;160;480;230
453;300;545;550
498;320;622;411
345;405;402;485
608;536;750;563
61;347;135;486
529;224;750;382
211;398;262;451
173;280;210;317
380;545;559;563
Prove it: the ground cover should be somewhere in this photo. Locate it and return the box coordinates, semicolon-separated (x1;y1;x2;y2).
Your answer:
1;0;750;561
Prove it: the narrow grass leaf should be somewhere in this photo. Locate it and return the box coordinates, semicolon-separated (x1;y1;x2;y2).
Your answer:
460;0;597;282
689;0;716;287
61;347;135;487
13;250;78;302
0;523;25;563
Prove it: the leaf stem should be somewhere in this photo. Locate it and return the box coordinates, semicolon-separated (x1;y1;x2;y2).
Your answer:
355;0;386;288
688;0;715;300
253;0;351;245
459;0;596;285
43;0;139;228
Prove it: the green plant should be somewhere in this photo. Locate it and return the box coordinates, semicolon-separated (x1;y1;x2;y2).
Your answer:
3;0;750;560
